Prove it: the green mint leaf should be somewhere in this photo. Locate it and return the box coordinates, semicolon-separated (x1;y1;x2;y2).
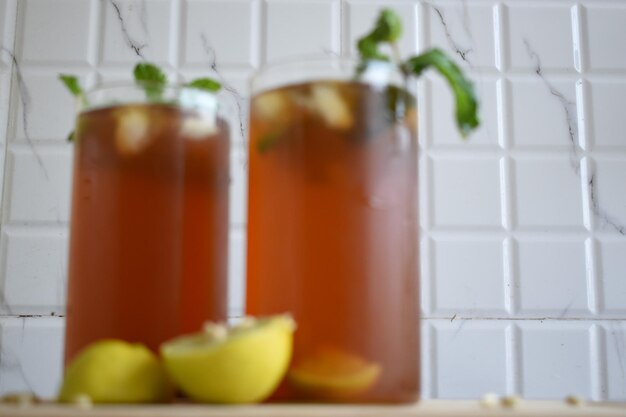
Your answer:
356;9;402;61
356;9;403;76
59;75;83;97
67;130;75;142
372;9;402;43
257;131;281;154
133;62;167;101
405;48;479;136
187;78;222;92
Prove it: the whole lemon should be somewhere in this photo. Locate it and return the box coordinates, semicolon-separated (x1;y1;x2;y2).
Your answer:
161;314;295;404
58;339;171;404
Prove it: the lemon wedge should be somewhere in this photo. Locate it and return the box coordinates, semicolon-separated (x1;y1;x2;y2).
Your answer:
58;339;171;404
161;314;295;404
288;348;381;400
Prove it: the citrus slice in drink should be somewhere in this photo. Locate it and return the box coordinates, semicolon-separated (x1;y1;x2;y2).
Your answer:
58;339;171;404
160;314;295;404
288;347;382;400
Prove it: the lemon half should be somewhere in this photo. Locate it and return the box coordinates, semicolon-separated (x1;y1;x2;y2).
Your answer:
161;314;295;404
58;339;171;404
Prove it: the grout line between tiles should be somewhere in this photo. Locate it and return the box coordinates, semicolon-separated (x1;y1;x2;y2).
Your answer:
170;0;182;69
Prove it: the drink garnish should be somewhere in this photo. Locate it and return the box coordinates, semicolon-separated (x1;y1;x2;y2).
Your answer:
356;8;479;137
59;63;222;141
133;62;167;101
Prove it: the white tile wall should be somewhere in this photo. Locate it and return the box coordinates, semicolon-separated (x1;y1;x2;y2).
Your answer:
0;0;625;402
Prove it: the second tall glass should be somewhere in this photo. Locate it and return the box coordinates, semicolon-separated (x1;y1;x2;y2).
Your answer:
246;59;420;403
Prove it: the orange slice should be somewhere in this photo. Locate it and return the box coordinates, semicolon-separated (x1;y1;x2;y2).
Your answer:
288;348;381;400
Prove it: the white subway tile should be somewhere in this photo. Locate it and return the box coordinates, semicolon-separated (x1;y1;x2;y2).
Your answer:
0;0;11;68
345;1;417;57
431;320;508;398
183;0;257;68
512;156;584;229
587;80;626;150
265;0;340;63
602;322;626;401
504;5;574;71
518;322;592;399
429;155;502;228
584;6;626;71
516;238;589;316
428;76;499;148
0;317;64;399
100;0;172;65
507;79;577;149
591;157;626;231
425;3;496;69
598;239;626;314
431;237;506;315
17;0;95;65
4;145;73;224
0;228;68;315
12;72;93;142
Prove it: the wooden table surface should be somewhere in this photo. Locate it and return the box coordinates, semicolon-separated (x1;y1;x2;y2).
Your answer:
1;400;625;417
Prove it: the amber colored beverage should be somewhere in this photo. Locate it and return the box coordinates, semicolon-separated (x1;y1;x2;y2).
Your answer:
246;66;419;403
65;89;230;363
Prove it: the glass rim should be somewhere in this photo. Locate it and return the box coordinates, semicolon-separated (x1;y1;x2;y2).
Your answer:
83;81;221;98
78;81;231;114
250;55;406;94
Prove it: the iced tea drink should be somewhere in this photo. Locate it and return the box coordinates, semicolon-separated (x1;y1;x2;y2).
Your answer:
246;61;419;403
65;85;230;363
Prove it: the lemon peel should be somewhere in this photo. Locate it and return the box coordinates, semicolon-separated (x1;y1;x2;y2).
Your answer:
58;339;171;404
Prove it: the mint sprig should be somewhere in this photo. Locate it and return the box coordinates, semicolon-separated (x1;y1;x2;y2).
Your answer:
59;75;84;97
133;62;167;101
133;63;223;100
187;78;221;92
59;75;86;142
60;63;222;142
357;8;480;137
406;49;479;136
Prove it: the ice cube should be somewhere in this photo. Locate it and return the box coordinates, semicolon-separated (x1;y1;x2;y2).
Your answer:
181;116;218;140
253;91;291;124
115;107;151;156
404;107;418;134
310;84;353;130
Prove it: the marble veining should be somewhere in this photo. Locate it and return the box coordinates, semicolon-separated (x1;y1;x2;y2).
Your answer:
523;39;580;168
0;320;33;393
108;0;148;58
589;173;626;235
200;33;246;139
0;47;48;180
428;3;474;66
524;39;625;236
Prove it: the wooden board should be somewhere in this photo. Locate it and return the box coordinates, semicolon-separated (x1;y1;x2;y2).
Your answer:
0;400;625;417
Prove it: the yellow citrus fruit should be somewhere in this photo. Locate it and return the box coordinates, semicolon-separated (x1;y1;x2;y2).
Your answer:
58;339;171;404
288;348;382;399
160;314;295;404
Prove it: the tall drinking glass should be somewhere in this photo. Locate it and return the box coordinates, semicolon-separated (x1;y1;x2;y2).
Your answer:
246;59;419;403
64;84;232;363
